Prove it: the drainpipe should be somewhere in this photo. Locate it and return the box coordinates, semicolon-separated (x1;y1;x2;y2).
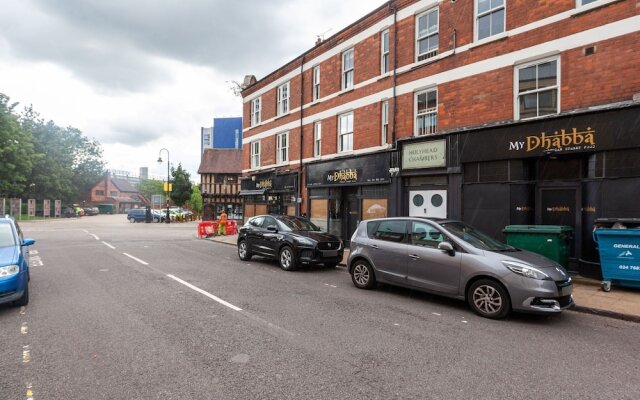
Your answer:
391;1;398;146
298;55;305;216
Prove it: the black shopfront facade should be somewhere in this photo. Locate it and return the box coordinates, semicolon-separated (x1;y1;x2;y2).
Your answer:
306;152;392;241
458;105;640;277
239;171;298;220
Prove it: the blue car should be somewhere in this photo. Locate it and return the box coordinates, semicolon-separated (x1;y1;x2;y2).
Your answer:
0;216;36;307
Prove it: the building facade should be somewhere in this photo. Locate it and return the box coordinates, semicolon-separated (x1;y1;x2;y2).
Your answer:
198;149;243;222
240;0;640;277
88;172;149;213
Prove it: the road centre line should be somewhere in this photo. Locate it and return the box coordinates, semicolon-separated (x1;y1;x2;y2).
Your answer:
90;233;100;240
166;274;243;311
123;253;149;265
102;241;116;249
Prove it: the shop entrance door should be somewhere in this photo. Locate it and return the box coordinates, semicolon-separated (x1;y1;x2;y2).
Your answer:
537;185;580;264
344;187;360;242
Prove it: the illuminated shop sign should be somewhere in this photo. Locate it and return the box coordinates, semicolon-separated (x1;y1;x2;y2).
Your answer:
508;128;595;154
325;168;360;184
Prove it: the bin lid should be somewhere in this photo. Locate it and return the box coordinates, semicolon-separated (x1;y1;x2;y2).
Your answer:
503;225;574;234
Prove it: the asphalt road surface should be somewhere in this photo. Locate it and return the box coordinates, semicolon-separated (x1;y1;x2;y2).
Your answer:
1;215;639;399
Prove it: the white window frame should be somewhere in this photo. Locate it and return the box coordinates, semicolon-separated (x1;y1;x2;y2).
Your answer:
342;48;354;91
414;88;438;136
577;0;600;6
514;57;560;121
381;29;390;74
277;82;290;116
381;100;389;145
276;132;289;164
250;97;261;126
313;121;322;157
250;141;261;169
416;8;439;62
312;65;321;101
338;112;354;153
474;0;506;41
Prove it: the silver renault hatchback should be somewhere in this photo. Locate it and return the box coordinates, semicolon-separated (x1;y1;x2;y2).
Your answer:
348;217;574;319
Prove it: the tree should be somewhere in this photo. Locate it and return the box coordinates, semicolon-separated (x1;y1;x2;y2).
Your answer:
189;185;203;217
169;163;192;207
0;94;34;197
137;179;165;200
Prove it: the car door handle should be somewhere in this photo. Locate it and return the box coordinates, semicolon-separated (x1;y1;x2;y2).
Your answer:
369;244;379;249
408;254;420;260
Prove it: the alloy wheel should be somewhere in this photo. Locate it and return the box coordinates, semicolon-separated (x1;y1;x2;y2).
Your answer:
472;284;503;315
280;248;292;269
239;242;247;258
353;263;370;286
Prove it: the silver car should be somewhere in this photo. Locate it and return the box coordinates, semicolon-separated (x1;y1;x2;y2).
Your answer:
348;218;574;319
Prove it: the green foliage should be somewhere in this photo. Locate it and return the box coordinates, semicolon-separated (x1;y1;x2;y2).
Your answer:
0;94;34;196
0;92;106;202
190;185;203;214
137;179;165;199
170;163;192;207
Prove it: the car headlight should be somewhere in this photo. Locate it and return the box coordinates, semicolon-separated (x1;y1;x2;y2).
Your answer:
502;261;551;280
0;265;20;278
295;237;316;246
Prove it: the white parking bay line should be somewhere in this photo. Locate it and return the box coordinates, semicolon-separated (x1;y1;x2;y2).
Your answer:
102;241;116;249
166;274;242;312
122;253;149;265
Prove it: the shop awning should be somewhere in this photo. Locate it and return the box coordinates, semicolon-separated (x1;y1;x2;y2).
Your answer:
238;189;266;196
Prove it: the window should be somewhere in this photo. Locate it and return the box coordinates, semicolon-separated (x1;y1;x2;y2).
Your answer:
342;48;354;90
381;100;389;145
314;121;322;157
579;0;599;5
276;132;289;164
516;59;559;120
411;221;445;248
277;82;289;116
250;141;260;168
338;112;354;153
312;66;320;101
415;89;437;136
416;8;439;61
381;30;390;74
110;191;118;196
372;220;407;243
476;0;505;41
250;97;261;126
95;190;105;196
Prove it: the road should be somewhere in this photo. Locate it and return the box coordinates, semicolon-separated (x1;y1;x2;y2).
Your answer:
1;215;639;399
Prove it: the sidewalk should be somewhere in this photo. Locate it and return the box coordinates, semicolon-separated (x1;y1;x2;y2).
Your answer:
205;234;639;322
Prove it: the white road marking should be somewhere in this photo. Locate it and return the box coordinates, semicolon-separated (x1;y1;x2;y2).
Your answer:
19;306;26;315
22;345;31;363
90;233;99;240
102;241;115;249
21;323;28;335
167;274;242;311
29;256;43;267
394;323;400;326
122;253;149;265
82;229;89;233
324;283;337;288
28;250;38;255
432;313;441;316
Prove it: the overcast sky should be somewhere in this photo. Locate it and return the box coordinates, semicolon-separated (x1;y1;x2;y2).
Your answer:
0;0;386;180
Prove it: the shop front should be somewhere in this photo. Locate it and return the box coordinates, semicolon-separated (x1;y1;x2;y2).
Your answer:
239;172;298;220
306;152;391;241
458;105;640;276
399;136;462;221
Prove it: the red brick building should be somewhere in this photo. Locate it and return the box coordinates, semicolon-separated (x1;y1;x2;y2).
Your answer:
88;172;148;213
240;0;640;276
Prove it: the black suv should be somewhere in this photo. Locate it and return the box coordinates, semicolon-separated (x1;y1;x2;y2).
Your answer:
237;215;343;271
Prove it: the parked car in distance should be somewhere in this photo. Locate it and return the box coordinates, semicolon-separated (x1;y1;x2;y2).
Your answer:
84;207;100;216
348;217;574;319
126;208;164;223
238;215;344;271
61;206;77;218
0;216;36;307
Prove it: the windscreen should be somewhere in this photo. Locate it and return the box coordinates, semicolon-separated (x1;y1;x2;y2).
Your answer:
0;224;16;247
278;216;321;231
441;221;513;251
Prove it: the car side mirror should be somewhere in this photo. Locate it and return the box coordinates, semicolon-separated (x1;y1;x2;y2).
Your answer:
267;226;278;233
22;238;36;247
438;241;454;255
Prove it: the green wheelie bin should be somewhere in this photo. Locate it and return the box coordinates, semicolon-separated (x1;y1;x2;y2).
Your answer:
503;225;574;268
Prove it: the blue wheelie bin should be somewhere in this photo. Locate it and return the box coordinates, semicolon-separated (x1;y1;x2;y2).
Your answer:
593;218;640;292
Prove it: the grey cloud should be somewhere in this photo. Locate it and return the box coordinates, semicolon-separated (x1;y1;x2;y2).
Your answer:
103;123;160;146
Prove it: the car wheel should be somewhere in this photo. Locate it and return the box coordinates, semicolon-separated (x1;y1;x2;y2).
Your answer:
351;260;375;289
279;246;297;271
467;279;511;319
238;240;252;261
129;217;136;223
13;283;29;307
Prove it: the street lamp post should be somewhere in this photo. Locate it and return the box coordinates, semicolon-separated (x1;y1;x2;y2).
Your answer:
157;148;171;224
